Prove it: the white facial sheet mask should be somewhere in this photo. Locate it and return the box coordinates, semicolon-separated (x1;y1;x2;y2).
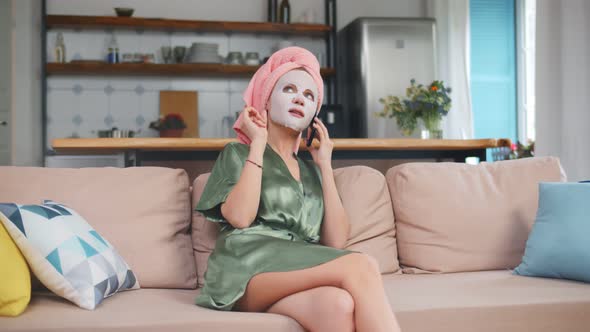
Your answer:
268;70;319;132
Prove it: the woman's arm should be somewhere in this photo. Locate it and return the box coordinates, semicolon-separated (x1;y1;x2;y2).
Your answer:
220;107;267;229
306;117;351;249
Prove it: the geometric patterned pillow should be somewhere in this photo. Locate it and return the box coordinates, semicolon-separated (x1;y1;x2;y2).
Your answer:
0;201;139;310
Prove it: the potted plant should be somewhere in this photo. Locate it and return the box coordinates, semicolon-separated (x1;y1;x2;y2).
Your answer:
376;79;452;139
149;113;187;138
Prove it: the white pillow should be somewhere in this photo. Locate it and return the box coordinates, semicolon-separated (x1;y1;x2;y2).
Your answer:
0;201;139;310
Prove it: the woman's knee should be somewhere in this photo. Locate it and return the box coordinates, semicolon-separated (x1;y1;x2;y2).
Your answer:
340;253;382;287
319;287;355;316
310;287;355;331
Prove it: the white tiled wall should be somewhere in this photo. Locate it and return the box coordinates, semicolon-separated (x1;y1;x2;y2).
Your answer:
46;29;325;149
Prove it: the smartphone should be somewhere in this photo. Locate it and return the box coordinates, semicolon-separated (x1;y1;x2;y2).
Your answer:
306;113;318;147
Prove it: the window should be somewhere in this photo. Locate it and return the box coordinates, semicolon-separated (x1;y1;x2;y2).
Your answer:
517;0;536;142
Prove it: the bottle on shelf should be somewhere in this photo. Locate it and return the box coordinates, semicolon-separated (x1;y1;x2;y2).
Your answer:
107;34;120;64
267;0;278;22
279;0;290;24
54;32;66;63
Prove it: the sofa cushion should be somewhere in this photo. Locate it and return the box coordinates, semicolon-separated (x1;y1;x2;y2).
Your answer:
0;201;139;310
385;270;590;332
0;222;30;316
0;167;196;289
192;166;400;286
334;166;400;274
2;271;589;332
0;289;304;332
385;157;565;273
514;182;590;283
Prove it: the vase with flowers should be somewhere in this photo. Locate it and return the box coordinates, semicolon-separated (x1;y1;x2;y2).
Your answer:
376;79;452;139
149;113;187;138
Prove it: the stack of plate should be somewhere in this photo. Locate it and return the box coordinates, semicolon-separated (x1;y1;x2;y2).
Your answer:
187;42;221;63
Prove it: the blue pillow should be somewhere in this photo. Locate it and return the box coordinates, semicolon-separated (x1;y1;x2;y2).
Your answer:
514;182;590;283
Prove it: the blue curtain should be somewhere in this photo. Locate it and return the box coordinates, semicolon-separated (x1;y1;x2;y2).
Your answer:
470;0;517;154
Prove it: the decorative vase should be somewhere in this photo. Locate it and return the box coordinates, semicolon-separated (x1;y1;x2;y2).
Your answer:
420;116;443;139
159;129;184;138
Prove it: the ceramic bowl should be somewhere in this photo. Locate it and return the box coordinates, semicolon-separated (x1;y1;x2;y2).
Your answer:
114;7;134;17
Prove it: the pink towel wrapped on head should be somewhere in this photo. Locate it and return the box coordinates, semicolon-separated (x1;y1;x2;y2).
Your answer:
232;46;324;153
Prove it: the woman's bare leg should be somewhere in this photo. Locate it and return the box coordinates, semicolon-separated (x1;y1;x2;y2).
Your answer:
267;286;355;332
235;253;401;332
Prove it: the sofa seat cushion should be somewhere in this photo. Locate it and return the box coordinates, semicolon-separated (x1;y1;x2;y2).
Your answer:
0;289;304;332
385;270;590;332
2;272;589;332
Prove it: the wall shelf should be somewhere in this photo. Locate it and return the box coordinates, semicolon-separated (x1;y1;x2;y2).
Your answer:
46;15;332;36
46;62;336;77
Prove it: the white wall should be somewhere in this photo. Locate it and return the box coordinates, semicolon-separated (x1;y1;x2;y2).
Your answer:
0;1;11;166
12;0;43;166
536;0;590;181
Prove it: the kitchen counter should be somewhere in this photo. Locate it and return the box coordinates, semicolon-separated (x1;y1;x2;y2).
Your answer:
52;138;511;166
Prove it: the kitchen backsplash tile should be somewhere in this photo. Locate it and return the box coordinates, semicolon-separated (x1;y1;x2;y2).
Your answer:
78;90;109;137
228;90;245;133
47;89;77;139
109;90;140;128
137;91;159;137
171;77;229;92
229;78;250;92
198;91;231;138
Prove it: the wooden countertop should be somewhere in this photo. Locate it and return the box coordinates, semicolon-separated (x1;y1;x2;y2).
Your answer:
52;138;511;154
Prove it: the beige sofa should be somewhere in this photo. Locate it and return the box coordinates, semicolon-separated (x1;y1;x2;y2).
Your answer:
1;156;589;332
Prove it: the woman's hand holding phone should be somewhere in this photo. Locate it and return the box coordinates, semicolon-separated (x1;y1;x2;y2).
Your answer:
306;114;318;147
305;117;333;169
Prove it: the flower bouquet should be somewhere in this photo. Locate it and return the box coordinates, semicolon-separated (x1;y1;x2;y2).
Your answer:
376;79;452;138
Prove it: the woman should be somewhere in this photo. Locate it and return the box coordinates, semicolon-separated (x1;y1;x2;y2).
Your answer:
195;47;401;332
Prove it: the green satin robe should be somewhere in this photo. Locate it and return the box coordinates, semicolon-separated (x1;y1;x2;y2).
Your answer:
194;142;354;311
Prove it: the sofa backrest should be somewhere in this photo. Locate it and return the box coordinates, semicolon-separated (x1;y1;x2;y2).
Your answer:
191;173;218;287
333;166;399;273
385;156;566;274
0;166;197;289
191;165;400;287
